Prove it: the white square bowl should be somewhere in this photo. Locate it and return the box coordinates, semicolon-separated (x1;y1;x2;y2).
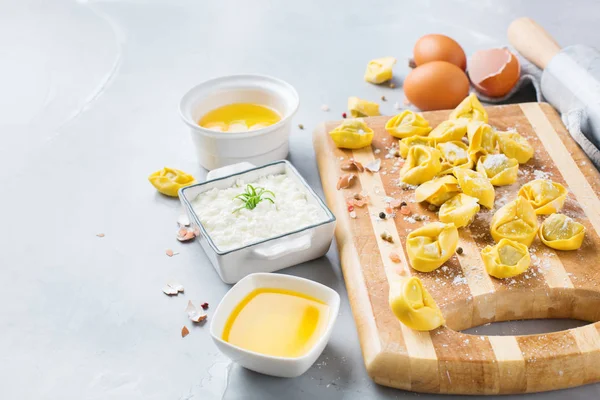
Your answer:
179;160;336;284
209;273;340;378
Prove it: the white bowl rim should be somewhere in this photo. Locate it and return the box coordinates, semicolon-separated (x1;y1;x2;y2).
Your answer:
179;73;300;139
209;272;341;362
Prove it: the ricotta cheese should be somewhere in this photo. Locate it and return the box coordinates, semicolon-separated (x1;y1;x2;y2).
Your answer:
192;174;328;251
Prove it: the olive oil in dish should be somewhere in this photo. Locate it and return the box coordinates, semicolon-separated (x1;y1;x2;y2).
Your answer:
199;103;281;132
222;288;330;358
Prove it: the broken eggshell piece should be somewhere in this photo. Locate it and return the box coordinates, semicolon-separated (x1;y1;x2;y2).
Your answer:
186;300;208;323
469;48;521;98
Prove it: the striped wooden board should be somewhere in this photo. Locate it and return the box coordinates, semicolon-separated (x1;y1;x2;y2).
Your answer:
313;103;600;394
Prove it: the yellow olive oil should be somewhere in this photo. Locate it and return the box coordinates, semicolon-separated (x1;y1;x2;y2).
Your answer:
199;103;281;132
222;288;330;358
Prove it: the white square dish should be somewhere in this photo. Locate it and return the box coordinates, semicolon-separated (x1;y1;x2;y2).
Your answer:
209;273;340;377
179;160;336;284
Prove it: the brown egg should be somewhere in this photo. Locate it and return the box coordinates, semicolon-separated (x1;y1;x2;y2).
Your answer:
414;34;467;70
404;61;470;111
469;48;521;97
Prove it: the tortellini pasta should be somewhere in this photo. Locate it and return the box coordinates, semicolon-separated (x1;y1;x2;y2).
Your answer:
539;213;586;250
399;145;442;185
490;197;539;246
453;168;495;209
449;93;488;123
496;130;534;164
388;276;445;331
364;56;396;84
518;179;568;215
429;119;468;143
467;121;497;161
329;119;374;149
476;154;519;186
398;136;435;159
385;110;432;139
415;175;460;206
481;238;531;279
438;193;480;228
406;222;459;272
437;142;472;176
348;97;380;117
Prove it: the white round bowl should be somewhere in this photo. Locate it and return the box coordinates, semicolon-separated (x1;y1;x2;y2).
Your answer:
179;74;300;170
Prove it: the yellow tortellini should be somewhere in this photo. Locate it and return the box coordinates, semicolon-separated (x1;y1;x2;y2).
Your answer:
385;110;432;139
348;97;380;117
148;167;196;197
518;179;568;215
437;141;473;175
415;175;460;206
388;276;445;331
438;193;480;228
364;56;397;84
399;145;442;185
539;213;586;251
496;130;534;164
453;168;495;209
476;154;519;186
328;119;374;149
449;93;488;123
490;197;539;246
406;222;459;272
467;121;497;161
429;119;468;143
398;136;435;159
481;238;531;279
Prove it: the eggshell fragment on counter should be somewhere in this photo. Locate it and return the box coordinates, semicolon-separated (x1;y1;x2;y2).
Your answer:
469;48;521;97
413;34;467;70
403;61;470;111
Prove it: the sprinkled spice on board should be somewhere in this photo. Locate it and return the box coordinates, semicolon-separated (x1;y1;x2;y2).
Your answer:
342;112;347;118
379;212;386;219
380;231;394;243
457;247;464;255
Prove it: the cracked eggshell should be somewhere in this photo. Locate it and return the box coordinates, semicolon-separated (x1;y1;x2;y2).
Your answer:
469;48;520;98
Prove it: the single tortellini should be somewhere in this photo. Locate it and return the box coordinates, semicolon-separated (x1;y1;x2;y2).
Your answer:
364;56;397;84
449;93;488;123
467;121;497;161
429;119;468;143
406;222;459;272
438;193;480;228
476;154;519;186
348;97;380;117
415;175;460;206
490;197;539;246
497;130;534;164
399;145;442;185
388;276;445;331
385;110;432;139
481;238;531;279
539;213;586;251
328;119;374;149
453;168;495;209
148;167;196;197
437;141;473;175
518;179;568;215
398;136;435;158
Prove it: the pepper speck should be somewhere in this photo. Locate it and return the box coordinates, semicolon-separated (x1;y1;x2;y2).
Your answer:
201;302;209;310
379;212;386;219
457;247;464;255
348;205;354;212
342;112;347;119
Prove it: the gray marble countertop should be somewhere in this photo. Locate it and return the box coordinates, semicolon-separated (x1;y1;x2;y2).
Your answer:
2;0;600;398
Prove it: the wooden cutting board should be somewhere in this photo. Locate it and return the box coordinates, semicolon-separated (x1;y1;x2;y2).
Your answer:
313;103;600;395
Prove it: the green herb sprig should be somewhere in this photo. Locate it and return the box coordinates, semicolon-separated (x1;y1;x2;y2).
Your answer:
233;184;275;213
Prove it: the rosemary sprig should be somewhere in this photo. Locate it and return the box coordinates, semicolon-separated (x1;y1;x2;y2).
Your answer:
233;184;275;213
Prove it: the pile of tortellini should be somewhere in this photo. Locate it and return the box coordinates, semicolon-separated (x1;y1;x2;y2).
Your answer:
385;94;586;281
